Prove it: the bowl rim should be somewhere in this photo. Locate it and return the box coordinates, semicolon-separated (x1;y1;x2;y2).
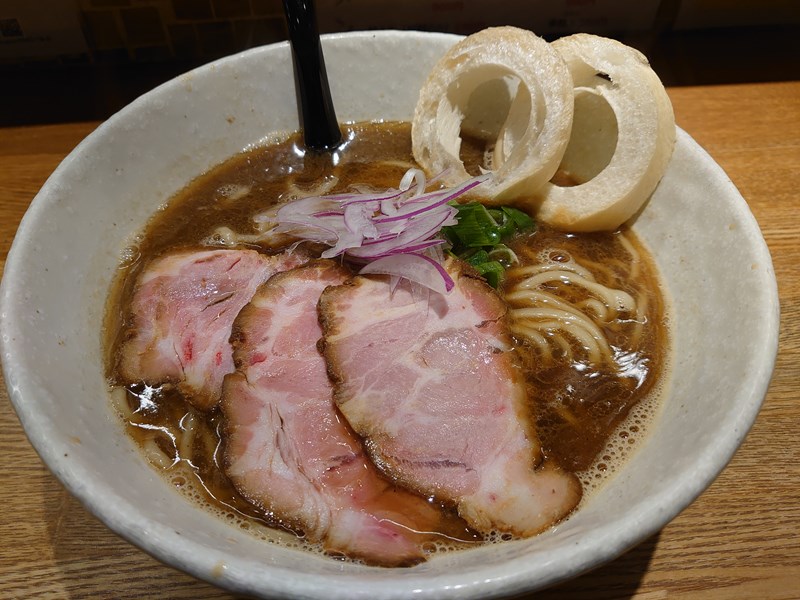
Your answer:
0;29;780;599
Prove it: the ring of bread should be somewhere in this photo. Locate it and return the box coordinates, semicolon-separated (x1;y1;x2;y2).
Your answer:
411;29;676;232
411;26;574;204
535;34;676;231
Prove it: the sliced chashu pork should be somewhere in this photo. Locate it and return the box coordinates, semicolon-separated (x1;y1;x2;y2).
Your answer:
117;248;308;409
221;260;443;566
319;263;581;537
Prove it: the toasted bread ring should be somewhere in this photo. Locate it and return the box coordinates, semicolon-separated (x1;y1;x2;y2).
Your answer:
535;34;676;231
412;27;574;203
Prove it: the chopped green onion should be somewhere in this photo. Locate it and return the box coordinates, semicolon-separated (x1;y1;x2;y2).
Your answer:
441;201;535;288
447;203;502;247
474;260;505;289
462;248;490;267
487;244;519;268
486;208;518;239
501;206;534;230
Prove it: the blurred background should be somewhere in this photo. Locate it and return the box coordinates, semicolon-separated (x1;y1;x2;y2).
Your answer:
2;0;799;126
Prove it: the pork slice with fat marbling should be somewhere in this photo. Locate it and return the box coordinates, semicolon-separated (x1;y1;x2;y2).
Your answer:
221;260;445;566
318;262;582;537
117;248;308;410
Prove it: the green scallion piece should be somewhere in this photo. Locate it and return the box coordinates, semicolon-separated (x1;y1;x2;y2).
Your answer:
501;206;534;230
441;201;535;288
448;203;502;248
487;244;519;268
475;260;505;288
463;248;491;267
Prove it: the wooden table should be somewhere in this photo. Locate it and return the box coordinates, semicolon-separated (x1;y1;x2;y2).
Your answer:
1;81;798;599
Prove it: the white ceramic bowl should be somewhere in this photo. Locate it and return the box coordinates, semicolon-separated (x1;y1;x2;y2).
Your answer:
0;31;779;598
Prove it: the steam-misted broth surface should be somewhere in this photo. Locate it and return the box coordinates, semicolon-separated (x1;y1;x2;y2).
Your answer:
106;121;668;561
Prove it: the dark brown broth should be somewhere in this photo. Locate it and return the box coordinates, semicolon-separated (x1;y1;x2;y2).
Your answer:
503;229;666;472
105;120;666;553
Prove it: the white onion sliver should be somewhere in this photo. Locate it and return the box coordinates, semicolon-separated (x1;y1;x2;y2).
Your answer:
380;197;399;216
267;168;488;293
359;253;454;294
399;168;426;193
348;207;455;258
343;203;379;238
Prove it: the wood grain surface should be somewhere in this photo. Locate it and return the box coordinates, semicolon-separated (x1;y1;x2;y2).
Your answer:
1;81;798;599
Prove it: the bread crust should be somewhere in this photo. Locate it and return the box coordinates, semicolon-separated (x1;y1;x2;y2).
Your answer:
411;26;574;203
411;28;677;232
535;33;676;231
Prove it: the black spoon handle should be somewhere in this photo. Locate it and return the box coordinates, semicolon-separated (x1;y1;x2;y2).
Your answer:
282;0;342;152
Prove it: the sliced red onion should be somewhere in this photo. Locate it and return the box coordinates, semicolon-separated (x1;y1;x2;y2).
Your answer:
349;238;446;261
359;253;454;295
399;168;426;194
374;178;486;223
349;207;456;258
320;229;365;259
343;203;379;238
260;168;489;293
380;197;398;216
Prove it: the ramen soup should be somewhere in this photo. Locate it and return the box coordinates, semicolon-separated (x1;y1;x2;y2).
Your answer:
105;121;669;566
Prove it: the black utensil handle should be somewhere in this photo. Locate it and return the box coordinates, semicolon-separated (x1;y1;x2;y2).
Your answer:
283;0;342;152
